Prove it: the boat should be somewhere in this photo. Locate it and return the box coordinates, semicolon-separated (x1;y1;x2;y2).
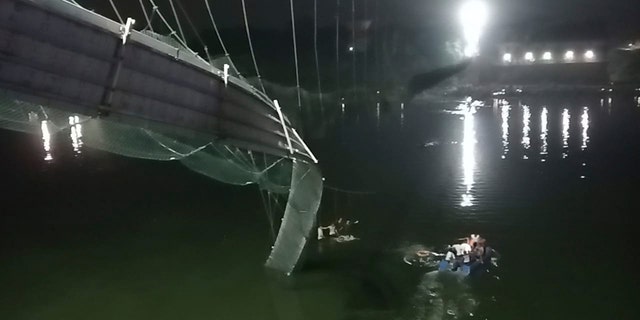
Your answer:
403;250;442;269
437;247;500;277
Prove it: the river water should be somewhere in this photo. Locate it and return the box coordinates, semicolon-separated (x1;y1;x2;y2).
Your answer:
1;92;639;320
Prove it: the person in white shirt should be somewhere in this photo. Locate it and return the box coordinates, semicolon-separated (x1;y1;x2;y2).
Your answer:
451;243;472;256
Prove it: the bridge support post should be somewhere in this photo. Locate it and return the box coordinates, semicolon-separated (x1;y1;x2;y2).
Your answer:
98;17;135;117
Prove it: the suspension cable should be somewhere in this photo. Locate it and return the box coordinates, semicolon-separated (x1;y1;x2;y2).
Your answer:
375;0;379;88
143;1;157;32
148;0;190;51
137;0;153;32
108;0;123;24
363;0;368;92
168;0;187;45
240;0;266;93
175;0;206;49
289;0;302;109
203;0;240;75
248;151;276;241
351;0;356;100
336;0;341;96
313;0;324;112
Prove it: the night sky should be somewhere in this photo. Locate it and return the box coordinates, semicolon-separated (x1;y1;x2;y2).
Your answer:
79;0;640;32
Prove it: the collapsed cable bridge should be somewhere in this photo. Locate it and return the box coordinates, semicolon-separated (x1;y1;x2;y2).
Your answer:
0;0;324;275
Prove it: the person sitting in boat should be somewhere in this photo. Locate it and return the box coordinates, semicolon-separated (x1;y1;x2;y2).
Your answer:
468;238;500;274
458;234;481;247
318;218;360;242
470;241;485;263
317;223;338;240
451;242;472;257
445;246;457;262
447;240;475;271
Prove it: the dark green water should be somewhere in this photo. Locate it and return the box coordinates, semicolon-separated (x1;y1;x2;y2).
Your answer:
1;93;639;319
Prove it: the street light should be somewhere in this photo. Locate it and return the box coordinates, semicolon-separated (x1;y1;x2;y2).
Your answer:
584;50;595;60
524;52;535;62
460;1;488;57
502;53;512;63
542;51;552;61
564;50;575;61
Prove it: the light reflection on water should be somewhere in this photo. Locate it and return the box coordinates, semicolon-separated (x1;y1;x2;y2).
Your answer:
41;120;53;161
376;102;381;129
581;107;590;151
501;102;510;159
562;108;570;158
461;105;476;207
69;116;83;154
522;105;531;159
540;107;548;160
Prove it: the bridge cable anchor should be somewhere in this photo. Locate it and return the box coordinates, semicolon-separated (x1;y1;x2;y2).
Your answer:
99;17;135;117
273;100;294;155
223;64;230;87
120;17;136;45
291;128;318;164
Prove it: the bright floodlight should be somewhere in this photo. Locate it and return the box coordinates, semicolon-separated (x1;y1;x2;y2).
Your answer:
348;46;354;52
584;50;595;60
542;51;552;60
460;1;488;57
524;52;535;62
503;53;512;63
564;50;575;61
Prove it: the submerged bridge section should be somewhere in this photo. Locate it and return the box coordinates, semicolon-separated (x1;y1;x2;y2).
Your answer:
0;0;322;275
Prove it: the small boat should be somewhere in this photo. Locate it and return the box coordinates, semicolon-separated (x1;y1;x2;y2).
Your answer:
403;250;442;269
332;235;359;243
437;249;500;277
438;259;471;276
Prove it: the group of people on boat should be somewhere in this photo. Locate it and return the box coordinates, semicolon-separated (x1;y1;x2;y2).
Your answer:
317;218;359;242
404;233;499;275
442;234;498;274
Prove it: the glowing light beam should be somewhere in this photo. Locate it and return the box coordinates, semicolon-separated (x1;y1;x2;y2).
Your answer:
460;1;488;57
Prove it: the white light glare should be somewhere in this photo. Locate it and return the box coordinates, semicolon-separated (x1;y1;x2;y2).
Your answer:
41;120;53;161
503;53;512;63
524;52;535;62
542;51;552;60
564;50;575;61
460;1;488;57
461;105;476;206
584;50;595;60
540;107;548;156
69;116;83;154
581;107;590;151
562;109;570;158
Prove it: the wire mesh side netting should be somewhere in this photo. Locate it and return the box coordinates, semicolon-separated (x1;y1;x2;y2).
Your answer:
0;95;84;135
0;93;292;193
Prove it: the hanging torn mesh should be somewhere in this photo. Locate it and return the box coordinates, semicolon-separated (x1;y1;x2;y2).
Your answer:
265;160;323;274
